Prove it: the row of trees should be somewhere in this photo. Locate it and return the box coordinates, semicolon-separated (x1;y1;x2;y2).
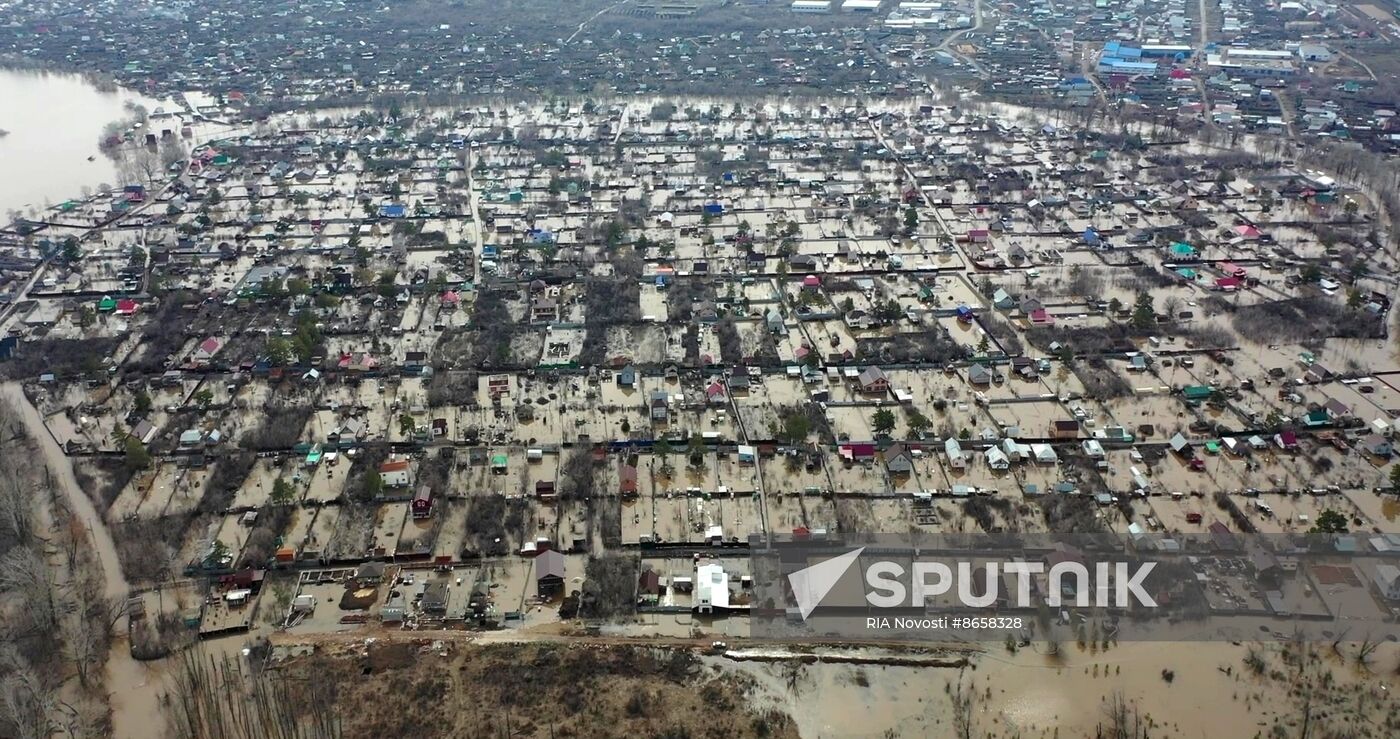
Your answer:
1;400;119;738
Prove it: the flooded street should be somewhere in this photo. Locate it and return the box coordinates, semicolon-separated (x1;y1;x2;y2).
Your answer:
106;637;172;739
1;382;127;599
0;69;163;217
105;631;257;739
1;383;155;735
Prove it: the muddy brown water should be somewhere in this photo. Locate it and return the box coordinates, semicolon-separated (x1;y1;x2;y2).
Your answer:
728;641;1398;738
0;70;164;216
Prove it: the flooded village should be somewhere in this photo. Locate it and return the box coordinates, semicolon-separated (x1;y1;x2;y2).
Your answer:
2;0;1400;737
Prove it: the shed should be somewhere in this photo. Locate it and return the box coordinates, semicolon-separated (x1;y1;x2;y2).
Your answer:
412;486;433;518
535;550;567;598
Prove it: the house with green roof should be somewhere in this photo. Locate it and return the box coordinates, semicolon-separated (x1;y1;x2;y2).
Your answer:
1168;242;1197;259
1182;385;1212;402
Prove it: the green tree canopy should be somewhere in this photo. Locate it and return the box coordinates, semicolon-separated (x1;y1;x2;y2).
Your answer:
872;408;896;435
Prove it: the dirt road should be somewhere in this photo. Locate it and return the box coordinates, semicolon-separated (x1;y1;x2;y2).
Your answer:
564;0;631;45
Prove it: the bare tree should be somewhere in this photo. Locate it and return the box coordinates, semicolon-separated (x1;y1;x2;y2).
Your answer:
0;548;64;634
0;464;36;553
60;613;103;689
116;146;166;189
1097;691;1150;739
165;650;342;739
949;675;977;739
0;646;60;739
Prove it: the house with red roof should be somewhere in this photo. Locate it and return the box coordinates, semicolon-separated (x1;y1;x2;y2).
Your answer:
378;459;411;488
412;486;434;518
337;353;378;372
194;337;222;362
619;463;639;496
839;443;877;463
1217;262;1246;278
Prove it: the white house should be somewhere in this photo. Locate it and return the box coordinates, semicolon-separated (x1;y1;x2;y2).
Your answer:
378;459;411;488
986;446;1010;470
1030;443;1058;464
945;438;967;469
1002;438;1031;462
1296;43;1331;62
1081;439;1105;458
696;562;731;614
1373;564;1400;602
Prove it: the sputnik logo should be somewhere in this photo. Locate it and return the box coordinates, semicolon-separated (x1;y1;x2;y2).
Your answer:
787;547;865;620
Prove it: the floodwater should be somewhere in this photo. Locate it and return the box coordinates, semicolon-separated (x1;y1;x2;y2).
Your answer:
729;641;1400;738
0;69;163;217
105;632;255;739
106;637;171;739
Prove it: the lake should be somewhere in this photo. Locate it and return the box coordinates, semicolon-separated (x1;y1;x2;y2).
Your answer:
0;69;165;219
